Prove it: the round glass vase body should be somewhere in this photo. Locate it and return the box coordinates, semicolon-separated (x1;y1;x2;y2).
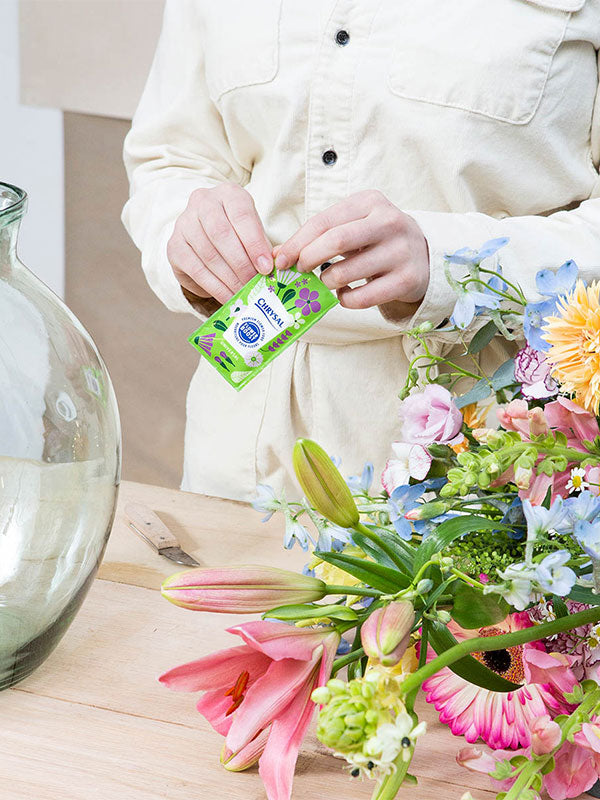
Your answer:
0;183;121;689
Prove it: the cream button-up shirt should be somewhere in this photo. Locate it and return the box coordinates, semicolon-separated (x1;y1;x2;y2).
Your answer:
123;0;600;502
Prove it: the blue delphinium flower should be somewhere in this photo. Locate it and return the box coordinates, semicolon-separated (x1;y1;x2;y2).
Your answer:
336;638;352;656
252;484;283;522
534;551;576;596
315;520;352;552
502;496;526;540
445;237;509;267
560;490;600;530
523;497;568;539
388;484;427;540
573;519;600;560
535;259;578;298
283;511;312;551
523;260;578;351
450;283;501;329
523;298;559;352
346;462;374;493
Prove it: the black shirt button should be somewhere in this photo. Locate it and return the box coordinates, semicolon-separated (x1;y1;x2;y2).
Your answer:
335;29;350;46
322;149;338;166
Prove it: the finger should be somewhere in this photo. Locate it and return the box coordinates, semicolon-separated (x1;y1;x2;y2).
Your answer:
202;203;258;285
297;219;386;273
275;194;374;270
223;192;273;275
320;246;390;290
337;273;404;310
170;240;233;305
184;221;245;294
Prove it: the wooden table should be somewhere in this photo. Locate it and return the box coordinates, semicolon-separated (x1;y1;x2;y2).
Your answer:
1;481;495;800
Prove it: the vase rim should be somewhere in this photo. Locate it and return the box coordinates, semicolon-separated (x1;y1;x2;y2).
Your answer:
0;183;27;227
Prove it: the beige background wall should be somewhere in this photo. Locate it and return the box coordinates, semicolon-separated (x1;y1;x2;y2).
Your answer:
20;0;165;120
64;113;198;488
20;1;199;489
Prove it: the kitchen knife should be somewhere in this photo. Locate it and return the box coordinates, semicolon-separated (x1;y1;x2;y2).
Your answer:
124;502;200;567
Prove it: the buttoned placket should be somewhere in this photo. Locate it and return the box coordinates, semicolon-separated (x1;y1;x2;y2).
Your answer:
305;2;380;222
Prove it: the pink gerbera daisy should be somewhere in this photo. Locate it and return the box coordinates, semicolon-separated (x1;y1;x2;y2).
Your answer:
423;614;562;750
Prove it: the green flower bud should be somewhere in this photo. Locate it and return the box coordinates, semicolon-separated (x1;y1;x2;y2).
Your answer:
293;439;359;528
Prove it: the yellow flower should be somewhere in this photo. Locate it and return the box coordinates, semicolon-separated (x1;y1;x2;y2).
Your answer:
366;643;419;681
544;280;600;414
311;545;365;605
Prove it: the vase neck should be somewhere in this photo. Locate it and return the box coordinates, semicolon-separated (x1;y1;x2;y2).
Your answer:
0;218;20;277
0;184;27;279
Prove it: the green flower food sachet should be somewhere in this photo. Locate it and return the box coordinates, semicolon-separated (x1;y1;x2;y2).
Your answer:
188;266;338;390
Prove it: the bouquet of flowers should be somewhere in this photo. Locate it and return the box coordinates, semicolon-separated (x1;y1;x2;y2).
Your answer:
159;240;600;800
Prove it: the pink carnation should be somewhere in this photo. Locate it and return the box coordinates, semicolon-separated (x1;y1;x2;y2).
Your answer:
398;385;463;446
514;345;558;400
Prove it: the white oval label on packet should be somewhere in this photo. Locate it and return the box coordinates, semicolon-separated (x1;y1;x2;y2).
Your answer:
224;285;293;354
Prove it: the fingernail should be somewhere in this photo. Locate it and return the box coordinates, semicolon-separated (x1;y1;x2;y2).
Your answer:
275;253;288;270
257;255;273;275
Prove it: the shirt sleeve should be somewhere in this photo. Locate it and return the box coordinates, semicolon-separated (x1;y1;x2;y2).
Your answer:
122;0;248;318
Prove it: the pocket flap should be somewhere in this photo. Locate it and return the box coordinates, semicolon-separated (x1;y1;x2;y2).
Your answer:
523;0;585;11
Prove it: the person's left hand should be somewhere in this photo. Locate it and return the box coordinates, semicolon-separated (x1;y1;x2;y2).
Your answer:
273;190;430;313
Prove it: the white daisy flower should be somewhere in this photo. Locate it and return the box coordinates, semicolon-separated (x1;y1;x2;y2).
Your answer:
566;466;589;494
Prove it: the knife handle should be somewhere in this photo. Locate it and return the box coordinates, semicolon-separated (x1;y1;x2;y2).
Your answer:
124;502;179;552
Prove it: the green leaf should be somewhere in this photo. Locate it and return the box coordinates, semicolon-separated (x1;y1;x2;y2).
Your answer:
352;526;415;577
264;603;358;622
454;378;491;409
491;358;516;391
415;515;509;571
429;623;522;692
314;551;409;593
213;320;228;331
468;320;499;354
351;531;402;571
568;585;600;606
281;288;296;304
551;595;569;618
450;583;509;629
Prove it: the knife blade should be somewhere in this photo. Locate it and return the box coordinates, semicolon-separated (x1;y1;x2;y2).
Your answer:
124;502;200;567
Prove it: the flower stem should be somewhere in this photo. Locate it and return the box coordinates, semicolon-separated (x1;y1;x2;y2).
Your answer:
400;605;600;697
325;584;383;597
331;647;365;675
370;750;414;800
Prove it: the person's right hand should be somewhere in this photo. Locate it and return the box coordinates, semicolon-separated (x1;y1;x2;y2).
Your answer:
167;183;273;304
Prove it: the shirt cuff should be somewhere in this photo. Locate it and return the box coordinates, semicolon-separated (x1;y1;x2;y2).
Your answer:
378;209;500;330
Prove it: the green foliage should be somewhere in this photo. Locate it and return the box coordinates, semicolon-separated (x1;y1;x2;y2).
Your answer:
450;583;509;629
314;550;410;593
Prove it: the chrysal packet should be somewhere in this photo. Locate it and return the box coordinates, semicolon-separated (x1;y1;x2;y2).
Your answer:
189;266;338;390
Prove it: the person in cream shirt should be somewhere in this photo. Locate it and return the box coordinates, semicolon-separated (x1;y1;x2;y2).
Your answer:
123;0;600;502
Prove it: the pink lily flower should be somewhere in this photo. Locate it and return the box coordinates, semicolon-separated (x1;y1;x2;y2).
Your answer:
159;620;339;800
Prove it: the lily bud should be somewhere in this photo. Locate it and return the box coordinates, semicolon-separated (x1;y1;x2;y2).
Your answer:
292;438;359;528
360;601;414;667
161;565;326;613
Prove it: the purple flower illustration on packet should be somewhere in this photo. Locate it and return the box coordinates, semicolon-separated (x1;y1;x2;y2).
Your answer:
296;288;321;316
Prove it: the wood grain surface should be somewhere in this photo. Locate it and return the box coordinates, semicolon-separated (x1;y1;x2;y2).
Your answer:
1;481;494;799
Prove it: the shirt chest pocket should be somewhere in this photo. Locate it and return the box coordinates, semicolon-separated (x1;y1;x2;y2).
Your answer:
202;0;282;102
387;0;584;125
